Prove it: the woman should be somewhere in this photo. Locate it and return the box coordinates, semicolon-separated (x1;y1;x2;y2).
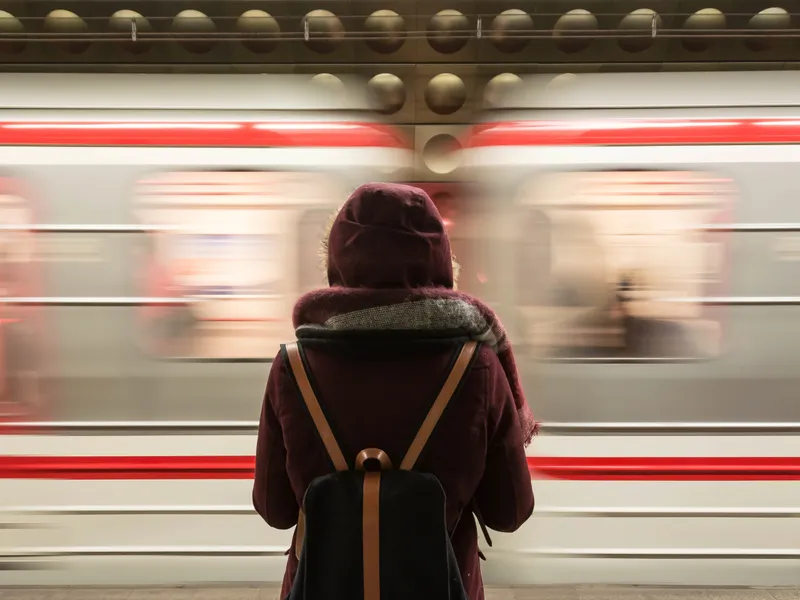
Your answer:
253;183;537;600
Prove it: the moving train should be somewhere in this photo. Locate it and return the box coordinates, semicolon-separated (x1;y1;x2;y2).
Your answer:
3;71;800;587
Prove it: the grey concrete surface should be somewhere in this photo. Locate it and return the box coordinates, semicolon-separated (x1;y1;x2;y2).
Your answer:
0;587;797;600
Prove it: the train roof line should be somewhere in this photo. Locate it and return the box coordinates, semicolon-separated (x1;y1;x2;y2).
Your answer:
498;72;800;111
0;73;370;112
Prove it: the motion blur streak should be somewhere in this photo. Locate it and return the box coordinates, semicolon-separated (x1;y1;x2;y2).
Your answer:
0;121;404;147
468;118;800;147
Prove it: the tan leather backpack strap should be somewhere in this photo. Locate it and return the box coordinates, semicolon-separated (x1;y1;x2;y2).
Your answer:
362;471;382;600
284;341;348;471
399;341;478;471
295;510;306;560
284;341;349;560
358;452;391;600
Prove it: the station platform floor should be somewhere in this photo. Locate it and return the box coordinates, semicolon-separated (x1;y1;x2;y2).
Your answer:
0;586;798;600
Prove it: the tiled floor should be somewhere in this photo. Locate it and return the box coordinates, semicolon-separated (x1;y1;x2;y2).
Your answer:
0;587;797;600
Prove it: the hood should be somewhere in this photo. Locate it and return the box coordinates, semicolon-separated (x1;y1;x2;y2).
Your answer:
322;183;456;289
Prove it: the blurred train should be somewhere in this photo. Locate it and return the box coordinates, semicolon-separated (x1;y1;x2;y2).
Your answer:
3;71;800;587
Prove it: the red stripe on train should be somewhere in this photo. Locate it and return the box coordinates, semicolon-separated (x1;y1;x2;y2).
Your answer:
2;455;800;480
0;122;406;148
529;456;800;481
467;118;800;148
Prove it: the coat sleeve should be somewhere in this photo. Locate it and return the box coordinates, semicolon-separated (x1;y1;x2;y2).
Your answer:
252;355;299;530
473;354;535;533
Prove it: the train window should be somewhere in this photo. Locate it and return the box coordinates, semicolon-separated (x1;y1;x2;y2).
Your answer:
516;170;733;360
134;171;340;359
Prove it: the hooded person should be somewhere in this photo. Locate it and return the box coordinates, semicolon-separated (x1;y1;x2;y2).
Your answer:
253;183;537;600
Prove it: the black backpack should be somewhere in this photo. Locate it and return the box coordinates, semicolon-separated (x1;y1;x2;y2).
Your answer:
281;339;480;600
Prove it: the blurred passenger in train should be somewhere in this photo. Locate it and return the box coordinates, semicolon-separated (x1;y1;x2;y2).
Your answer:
613;272;697;358
253;183;537;600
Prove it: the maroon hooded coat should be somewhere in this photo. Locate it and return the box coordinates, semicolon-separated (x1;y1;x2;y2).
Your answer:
253;183;534;600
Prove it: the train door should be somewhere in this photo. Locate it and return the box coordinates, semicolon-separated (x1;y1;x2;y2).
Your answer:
0;182;43;424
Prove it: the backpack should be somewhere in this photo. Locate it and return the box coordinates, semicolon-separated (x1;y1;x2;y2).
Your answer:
281;339;480;600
